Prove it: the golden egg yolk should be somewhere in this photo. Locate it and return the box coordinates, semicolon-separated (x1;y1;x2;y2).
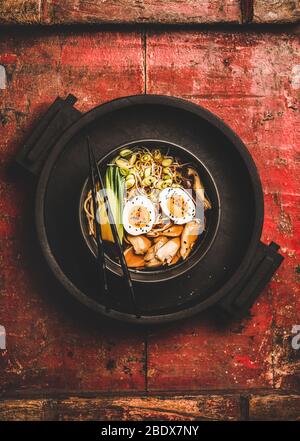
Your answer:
128;205;150;229
167;194;188;219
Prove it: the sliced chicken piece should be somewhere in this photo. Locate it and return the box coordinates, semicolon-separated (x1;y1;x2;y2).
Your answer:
144;246;155;262
153;235;166;244
127;235;152;255
180;220;201;260
146;230;160;238
146;221;172;237
124;247;145;268
155;237;181;264
145;257;162;268
144;236;168;262
169;251;181;266
162;225;183;237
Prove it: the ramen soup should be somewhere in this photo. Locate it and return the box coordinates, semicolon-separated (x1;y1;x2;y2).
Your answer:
83;146;211;270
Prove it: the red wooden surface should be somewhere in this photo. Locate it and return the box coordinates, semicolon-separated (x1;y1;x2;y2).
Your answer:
43;0;241;24
253;0;300;23
0;0;241;24
146;31;300;391
0;26;299;417
1;0;300;24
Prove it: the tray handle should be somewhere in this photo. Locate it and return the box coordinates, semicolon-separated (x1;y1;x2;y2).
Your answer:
16;94;82;175
216;241;284;319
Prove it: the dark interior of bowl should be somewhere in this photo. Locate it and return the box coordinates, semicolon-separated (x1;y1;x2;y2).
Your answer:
43;103;257;316
79;139;220;283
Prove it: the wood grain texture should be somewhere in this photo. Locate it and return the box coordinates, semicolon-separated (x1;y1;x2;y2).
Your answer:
0;395;241;420
249;394;300;420
253;0;300;23
42;0;241;25
146;31;300;391
1;0;300;25
0;0;40;24
1;394;300;420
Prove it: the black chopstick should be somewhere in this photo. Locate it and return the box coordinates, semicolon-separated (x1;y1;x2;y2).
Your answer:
87;141;110;312
87;137;140;318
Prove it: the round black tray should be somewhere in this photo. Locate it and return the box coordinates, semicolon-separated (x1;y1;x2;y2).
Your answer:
16;94;283;324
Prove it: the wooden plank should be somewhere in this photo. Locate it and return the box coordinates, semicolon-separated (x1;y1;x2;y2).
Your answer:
2;394;299;420
1;1;300;25
0;30;146;394
0;395;241;420
0;0;40;24
249;394;300;420
253;0;300;23
42;0;241;25
0;399;48;421
146;31;300;391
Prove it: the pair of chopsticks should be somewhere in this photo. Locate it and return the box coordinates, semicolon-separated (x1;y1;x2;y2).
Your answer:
87;137;140;318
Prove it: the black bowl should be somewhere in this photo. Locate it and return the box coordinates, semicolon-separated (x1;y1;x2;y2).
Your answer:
79;139;221;283
28;94;271;324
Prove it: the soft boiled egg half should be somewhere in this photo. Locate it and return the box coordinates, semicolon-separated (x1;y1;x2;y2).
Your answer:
159;187;195;225
123;195;156;236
